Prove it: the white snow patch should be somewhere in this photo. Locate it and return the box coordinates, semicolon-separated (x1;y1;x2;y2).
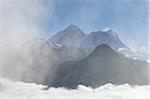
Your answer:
53;42;63;48
102;27;111;32
147;60;150;63
118;48;127;52
132;57;137;60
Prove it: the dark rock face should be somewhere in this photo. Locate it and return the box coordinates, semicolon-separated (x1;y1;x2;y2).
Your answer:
50;44;149;89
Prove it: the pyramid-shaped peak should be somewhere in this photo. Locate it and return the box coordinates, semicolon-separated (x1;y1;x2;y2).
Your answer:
90;44;119;58
68;24;78;28
94;44;112;51
65;24;82;32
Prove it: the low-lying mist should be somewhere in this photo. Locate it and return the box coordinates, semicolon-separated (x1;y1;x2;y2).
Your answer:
0;0;59;84
0;40;59;84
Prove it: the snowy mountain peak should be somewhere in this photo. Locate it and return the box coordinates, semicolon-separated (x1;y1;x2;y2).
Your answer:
106;29;114;33
105;29;118;37
65;24;83;33
90;44;118;57
49;24;86;49
102;28;111;32
68;24;78;28
48;25;128;59
88;29;119;39
102;28;118;37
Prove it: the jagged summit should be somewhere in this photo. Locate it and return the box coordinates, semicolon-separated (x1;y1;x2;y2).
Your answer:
49;24;86;44
93;29;118;37
105;29;118;37
48;24;87;61
67;24;80;29
82;29;126;54
68;24;79;28
105;29;114;32
64;24;84;34
89;28;118;35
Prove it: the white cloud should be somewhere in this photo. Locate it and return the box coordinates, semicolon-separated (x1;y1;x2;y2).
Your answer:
0;77;150;99
138;46;147;53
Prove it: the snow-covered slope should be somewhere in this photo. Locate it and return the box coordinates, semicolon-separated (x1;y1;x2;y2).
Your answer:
82;29;128;54
50;24;86;47
49;24;87;61
0;77;150;99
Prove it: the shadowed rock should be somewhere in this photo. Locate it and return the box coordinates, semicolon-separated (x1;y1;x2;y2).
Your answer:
50;44;149;89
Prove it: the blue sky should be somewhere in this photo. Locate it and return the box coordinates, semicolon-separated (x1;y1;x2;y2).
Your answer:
0;0;149;53
39;0;148;53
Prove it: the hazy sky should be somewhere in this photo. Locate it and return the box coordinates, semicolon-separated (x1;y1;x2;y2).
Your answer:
44;0;149;53
0;0;149;53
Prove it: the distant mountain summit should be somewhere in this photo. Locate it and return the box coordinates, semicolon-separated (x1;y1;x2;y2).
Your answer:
82;29;128;54
48;24;128;61
49;25;87;61
51;44;149;88
50;24;86;47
